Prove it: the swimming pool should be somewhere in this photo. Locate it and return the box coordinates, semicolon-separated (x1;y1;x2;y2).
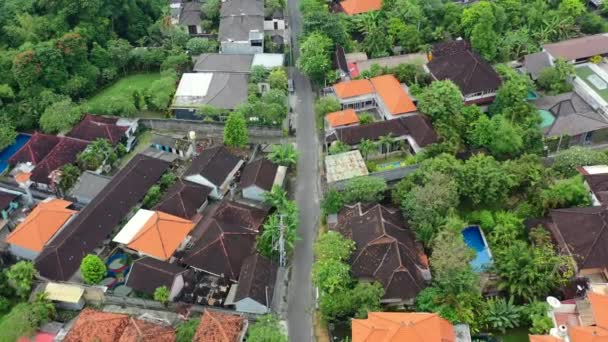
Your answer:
0;134;30;174
462;226;493;272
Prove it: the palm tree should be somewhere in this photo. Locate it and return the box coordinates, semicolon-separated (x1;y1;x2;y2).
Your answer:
358;139;376;160
268;143;298;167
353;11;380;36
378;134;395;159
264;185;289;209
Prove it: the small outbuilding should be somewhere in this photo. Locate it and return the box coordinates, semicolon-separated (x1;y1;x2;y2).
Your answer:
126;257;187;301
43;282;85;310
239;158;286;202
228;253;278;314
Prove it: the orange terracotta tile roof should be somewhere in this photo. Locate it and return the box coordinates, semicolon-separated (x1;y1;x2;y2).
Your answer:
529;336;561;342
352;312;455;342
326;109;360;128
118;318;176;342
127;211;194;261
333;79;375;99
194;309;245;342
569;326;608;342
6;199;76;252
589;292;608;330
370;75;417;115
340;0;382;15
64;309;130;342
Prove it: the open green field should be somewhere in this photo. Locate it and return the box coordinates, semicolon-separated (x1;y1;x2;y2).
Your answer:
575;65;608;102
83;73;163;117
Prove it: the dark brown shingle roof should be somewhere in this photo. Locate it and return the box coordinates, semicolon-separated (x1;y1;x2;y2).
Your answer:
0;192;18;210
154;180;211;219
30;138;90;185
549;207;608;270
182;201;267;281
234;253;277;307
8;133;60;166
584;173;608;205
35;154;171;280
126;257;186;295
67;114;128;145
326;114;437;147
239;158;278;192
184;146;243;187
428;41;502;95
333;203;429;301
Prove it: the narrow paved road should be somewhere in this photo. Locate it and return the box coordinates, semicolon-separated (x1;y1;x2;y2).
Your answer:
287;0;320;339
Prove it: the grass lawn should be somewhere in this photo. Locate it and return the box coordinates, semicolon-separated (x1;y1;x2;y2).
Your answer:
83;73;164;117
117;131;153;170
575;65;608;102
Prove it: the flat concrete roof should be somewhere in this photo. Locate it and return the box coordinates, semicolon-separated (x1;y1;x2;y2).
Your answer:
325;150;368;183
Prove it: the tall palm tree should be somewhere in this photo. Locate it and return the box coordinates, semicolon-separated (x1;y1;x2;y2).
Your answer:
358;139;376;160
378;134;396;159
263;185;289;209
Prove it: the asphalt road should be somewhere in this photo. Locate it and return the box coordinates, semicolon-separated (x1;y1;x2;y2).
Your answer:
287;0;320;339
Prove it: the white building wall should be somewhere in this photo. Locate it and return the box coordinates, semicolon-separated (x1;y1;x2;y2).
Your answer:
9;244;39;261
221;41;263;55
184;174;221;199
170;274;185;301
235;297;269;314
264;19;286;31
242;185;267;202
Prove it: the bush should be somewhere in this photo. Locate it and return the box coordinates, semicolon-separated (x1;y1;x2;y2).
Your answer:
248;314;288;342
145;73;178;112
343;176;387;203
541;175;591;211
186;38;218;54
153;286;170;304
552;146;608;177
481;297;523;333
176;318;200;342
80;254;107;285
142;185;162;208
525;302;553;334
321;190;344;215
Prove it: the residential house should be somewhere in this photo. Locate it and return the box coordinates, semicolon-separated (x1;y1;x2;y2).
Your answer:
532;92;608;150
229;253;278;314
329;75;418;120
173;0;204;35
427;40;502;105
325;114;438;154
154;180;212;220
578;165;608;206
5;199;77;260
34;154;170;281
62;308;175;342
125;257;187;301
219;0;264;54
523;51;552;81
264;10;286;39
0;191;19;220
151;133;194;159
171;73;249;120
113;209;195;261
183;146;244;199
193;309;247;342
546;207;608;279
239;158;286;202
67;114;138;151
529;289;608;342
325;150;369;184
325;109;360;131
331;203;431;304
345;51;428;79
9;133;90;191
182;200;267;281
68;171;111;205
352;312;466;342
339;0;382;15
543;34;608;64
43;282;85;310
192;53;284;74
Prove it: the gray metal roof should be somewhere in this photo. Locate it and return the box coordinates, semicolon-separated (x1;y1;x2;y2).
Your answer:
533;92;608;137
173;72;249;110
524;51;551;80
192;53;253;73
68;171;111;204
179;1;202;26
220;0;263;17
219;15;263;41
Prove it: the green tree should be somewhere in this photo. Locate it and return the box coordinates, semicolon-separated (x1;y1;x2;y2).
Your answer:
39;99;82;134
268;143;298;167
558;0;585;19
5;261;36;299
525;302;553;334
153;286;170;305
481;297;523;333
319;282;384;323
378;134;396;159
264;185;289;209
57;164;82;194
268;68;288;93
77;138;116;171
417;80;464;123
0;118;17;150
80;254;107;285
343;176;387;203
314;97;341;118
186;38;218;54
458;154;514;206
328;141;350;155
430;222;475;280
313;258;352;295
358;113;374;125
251;65;270;84
358;139;376;160
314;231;355;262
471;22;499;61
469;115;524;157
541;175;591;212
402;173;460;244
297;32;333;84
224;112;248;148
0;300;56;342
257;209;298;259
248;314;287;342
143;185;162;208
176;318;200;342
202;0;221;22
537;59;574;95
321;189;344;216
552;146;608;177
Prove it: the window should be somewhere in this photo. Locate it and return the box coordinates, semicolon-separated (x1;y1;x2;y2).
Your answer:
274;21;278;30
188;25;198;35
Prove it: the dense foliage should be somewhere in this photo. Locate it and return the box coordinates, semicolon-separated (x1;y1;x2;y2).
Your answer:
258;186;299;260
247;314;288;342
80;254;107;285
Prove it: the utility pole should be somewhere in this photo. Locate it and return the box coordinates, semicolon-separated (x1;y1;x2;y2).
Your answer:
278;214;286;267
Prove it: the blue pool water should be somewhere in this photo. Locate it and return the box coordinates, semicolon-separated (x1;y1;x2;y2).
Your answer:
0;134;30;174
527;90;539;100
462;226;493;272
